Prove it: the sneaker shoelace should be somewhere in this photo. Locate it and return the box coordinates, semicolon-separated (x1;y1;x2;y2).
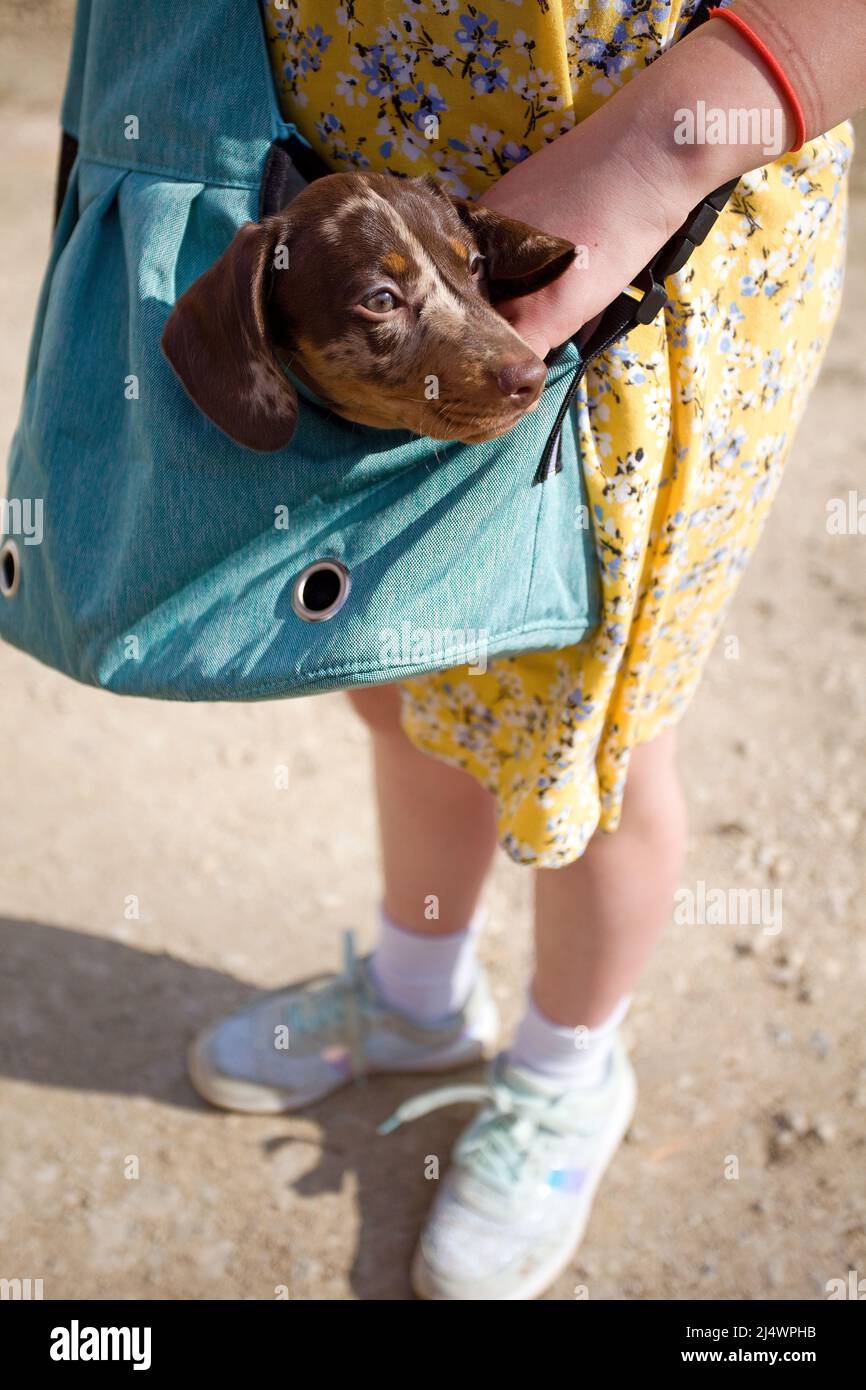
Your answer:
378;1069;595;1196
285;930;368;1078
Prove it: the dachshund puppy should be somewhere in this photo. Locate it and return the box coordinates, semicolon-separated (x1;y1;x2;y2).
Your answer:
162;171;576;451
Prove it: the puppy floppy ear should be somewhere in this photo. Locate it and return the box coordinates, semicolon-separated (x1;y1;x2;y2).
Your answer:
449;197;576;302
161;216;299;452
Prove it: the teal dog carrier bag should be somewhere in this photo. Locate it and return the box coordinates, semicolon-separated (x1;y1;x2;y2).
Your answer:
0;0;733;701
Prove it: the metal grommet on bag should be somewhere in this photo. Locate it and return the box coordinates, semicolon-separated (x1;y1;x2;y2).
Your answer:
291;558;351;622
0;539;20;599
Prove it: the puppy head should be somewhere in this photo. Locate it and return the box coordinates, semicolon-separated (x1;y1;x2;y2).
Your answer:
161;171;576;450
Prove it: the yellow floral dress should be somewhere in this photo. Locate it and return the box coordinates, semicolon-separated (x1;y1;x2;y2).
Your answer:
262;0;853;867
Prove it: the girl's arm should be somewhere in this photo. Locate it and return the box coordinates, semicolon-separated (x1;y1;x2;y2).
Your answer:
485;0;866;360
631;0;866;196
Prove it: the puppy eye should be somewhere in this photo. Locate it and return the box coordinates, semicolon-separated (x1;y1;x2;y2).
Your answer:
359;289;401;315
469;253;485;279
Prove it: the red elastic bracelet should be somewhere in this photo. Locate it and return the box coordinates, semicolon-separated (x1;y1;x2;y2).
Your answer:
708;6;807;153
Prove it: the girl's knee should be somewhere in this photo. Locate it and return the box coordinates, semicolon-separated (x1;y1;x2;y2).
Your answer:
621;730;688;844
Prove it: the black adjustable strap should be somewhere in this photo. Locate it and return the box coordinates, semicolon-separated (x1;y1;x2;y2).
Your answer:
534;0;736;483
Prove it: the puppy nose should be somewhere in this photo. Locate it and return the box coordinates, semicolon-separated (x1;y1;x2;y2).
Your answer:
496;356;546;403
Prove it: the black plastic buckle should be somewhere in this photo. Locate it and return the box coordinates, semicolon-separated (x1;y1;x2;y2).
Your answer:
630;175;741;326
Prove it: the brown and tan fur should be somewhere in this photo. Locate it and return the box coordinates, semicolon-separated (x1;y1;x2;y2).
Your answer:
162;171;576;452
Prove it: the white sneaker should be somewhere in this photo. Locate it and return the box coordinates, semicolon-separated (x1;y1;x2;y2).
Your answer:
188;931;499;1113
380;1038;636;1300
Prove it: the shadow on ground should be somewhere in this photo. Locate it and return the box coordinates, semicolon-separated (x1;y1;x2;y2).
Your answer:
0;915;485;1299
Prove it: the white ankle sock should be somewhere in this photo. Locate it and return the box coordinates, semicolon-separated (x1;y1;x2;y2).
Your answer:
509;993;631;1088
369;905;484;1024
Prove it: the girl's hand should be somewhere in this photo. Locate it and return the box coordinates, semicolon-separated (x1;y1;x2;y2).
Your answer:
480;0;866;363
479;111;697;362
478;85;704;363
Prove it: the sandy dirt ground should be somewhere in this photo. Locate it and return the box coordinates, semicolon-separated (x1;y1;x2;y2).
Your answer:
1;3;864;1301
